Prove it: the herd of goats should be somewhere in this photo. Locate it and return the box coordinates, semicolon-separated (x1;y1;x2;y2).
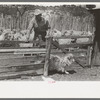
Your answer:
0;28;93;44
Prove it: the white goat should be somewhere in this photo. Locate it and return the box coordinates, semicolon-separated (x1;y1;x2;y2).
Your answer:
52;29;73;44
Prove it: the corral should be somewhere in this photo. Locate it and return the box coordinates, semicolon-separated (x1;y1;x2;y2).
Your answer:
0;4;98;81
0;32;93;80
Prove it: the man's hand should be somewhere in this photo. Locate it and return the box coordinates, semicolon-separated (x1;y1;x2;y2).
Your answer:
25;34;30;43
25;40;30;43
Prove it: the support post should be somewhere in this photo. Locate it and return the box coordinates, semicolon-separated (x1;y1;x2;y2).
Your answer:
87;36;92;66
44;37;52;76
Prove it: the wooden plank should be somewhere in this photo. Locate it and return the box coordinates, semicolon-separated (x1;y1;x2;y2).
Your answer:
0;56;44;67
0;55;45;59
0;63;44;73
46;35;92;39
14;51;46;54
44;37;52;76
0;40;45;48
87;37;93;66
0;62;44;68
60;42;93;48
19;43;33;48
51;49;87;54
14;52;46;55
0;48;46;53
0;68;43;80
0;40;45;44
87;46;92;66
0;53;23;57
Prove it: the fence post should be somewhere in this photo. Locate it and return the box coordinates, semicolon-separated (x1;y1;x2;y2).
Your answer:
44;37;52;76
87;36;93;66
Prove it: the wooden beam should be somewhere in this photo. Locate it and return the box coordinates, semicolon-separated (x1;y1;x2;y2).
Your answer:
0;56;45;67
0;68;43;80
0;40;45;44
60;42;93;48
51;49;87;54
44;37;52;76
0;63;44;73
0;48;46;53
46;35;92;39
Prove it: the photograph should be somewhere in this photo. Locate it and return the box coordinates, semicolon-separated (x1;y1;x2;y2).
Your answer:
0;2;99;82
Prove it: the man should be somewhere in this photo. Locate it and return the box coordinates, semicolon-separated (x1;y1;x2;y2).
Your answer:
27;9;50;42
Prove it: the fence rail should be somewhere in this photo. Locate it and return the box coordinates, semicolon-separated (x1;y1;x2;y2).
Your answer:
44;35;93;76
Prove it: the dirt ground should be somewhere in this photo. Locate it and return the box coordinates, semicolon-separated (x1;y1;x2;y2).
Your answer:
7;64;100;81
1;53;100;81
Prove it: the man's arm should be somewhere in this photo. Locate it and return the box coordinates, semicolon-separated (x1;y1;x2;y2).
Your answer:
27;17;35;40
46;20;51;30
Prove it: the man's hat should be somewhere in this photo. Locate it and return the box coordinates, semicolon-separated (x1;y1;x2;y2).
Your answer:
34;9;43;16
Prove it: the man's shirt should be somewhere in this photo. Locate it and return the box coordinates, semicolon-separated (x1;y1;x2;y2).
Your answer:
28;16;50;32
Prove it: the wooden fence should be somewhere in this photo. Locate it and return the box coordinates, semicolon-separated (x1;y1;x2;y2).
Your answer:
0;39;46;80
44;35;93;76
0;34;93;79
